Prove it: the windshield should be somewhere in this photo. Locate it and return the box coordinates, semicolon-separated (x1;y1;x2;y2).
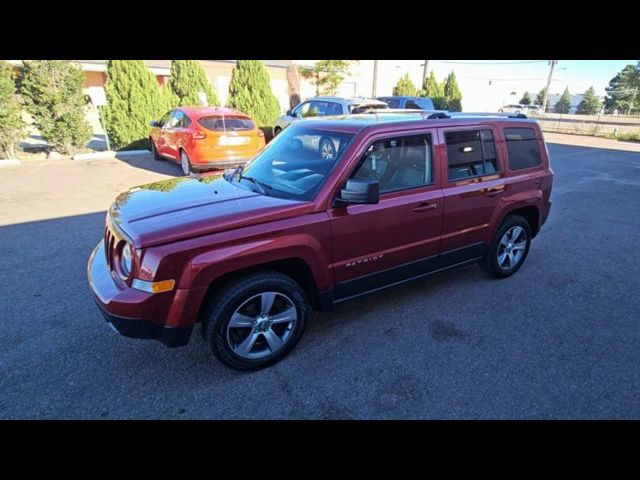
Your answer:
230;124;355;201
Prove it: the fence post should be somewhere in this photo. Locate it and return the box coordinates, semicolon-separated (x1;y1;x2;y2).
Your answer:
594;111;601;136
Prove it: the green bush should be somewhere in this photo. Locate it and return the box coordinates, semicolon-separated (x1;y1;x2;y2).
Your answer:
227;60;281;127
443;72;462;111
0;61;25;159
103;60;173;150
168;60;220;107
393;73;418;97
20;60;92;155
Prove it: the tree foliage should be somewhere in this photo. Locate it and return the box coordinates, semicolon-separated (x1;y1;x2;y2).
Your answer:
20;60;92;155
604;63;640;114
227;60;281;127
554;86;572;113
535;87;550;111
301;60;353;96
392;73;418;97
576;86;601;115
443;71;462;111
168;60;220;107
420;71;446;109
519;91;532;105
0;61;25;158
102;60;173;150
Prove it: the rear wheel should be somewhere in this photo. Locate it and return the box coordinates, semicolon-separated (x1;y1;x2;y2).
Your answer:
480;214;532;278
180;150;192;176
203;271;309;371
274;126;282;136
319;137;337;160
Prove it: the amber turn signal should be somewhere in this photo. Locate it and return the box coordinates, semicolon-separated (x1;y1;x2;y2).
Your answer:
132;278;176;294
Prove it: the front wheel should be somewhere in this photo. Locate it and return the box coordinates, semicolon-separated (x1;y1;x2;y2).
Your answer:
319;137;337;160
274;126;282;136
180;150;192;176
203;271;309;371
480;214;532;278
150;139;162;161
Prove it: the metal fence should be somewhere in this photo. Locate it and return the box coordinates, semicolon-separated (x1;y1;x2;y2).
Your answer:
530;112;640;139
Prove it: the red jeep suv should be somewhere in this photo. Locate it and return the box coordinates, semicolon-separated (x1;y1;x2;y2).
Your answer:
88;112;553;370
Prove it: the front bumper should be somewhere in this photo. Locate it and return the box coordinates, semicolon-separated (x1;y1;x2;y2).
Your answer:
87;241;193;347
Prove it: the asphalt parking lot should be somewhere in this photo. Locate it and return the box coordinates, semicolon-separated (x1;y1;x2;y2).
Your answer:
1;136;640;419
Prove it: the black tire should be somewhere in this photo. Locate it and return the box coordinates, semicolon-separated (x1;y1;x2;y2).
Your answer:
319;137;337;160
150;139;162;161
203;271;309;371
480;214;532;278
179;149;192;176
274;127;282;136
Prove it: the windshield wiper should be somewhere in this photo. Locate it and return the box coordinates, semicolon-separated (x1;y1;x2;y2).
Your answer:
239;175;271;195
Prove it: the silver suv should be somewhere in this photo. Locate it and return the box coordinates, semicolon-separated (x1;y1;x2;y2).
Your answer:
274;96;388;135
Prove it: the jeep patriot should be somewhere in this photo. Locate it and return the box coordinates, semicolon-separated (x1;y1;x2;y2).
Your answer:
87;112;553;370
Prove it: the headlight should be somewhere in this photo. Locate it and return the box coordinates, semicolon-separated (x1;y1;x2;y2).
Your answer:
120;243;133;278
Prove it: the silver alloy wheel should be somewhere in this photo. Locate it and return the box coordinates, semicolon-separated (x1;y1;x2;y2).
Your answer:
226;292;298;360
320;140;336;160
181;151;190;175
497;226;527;269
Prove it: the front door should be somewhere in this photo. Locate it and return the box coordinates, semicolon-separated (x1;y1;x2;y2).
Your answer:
329;131;444;300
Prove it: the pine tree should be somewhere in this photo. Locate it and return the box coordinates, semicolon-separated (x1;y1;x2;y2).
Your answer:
535;87;550;111
519;92;532;105
20;60;92;155
168;60;220;107
554;87;572;114
604;64;639;114
419;71;446;109
227;60;281;127
576;86;601;115
0;61;25;159
392;73;418;97
443;72;463;111
102;60;172;150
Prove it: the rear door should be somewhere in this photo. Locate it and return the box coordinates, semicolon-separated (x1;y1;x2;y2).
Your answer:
163;110;182;160
156;111;172;157
438;125;505;261
329;129;444;299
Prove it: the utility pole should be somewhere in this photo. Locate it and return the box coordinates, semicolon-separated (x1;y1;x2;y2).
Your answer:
422;60;429;87
542;60;557;113
372;60;378;97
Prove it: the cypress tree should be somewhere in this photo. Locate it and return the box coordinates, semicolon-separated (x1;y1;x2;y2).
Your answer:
168;60;220;107
554;87;572;114
392;73;418;97
519;92;532;105
0;61;25;159
20;60;92;155
443;72;462;111
103;60;171;150
420;71;446;109
227;60;281;127
576;86;601;115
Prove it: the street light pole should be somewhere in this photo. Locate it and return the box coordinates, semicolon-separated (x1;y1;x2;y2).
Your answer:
542;60;557;113
372;60;378;97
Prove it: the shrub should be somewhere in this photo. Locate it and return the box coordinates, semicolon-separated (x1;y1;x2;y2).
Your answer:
20;60;92;155
443;72;462;111
168;60;220;107
0;61;24;159
393;73;418;97
227;60;281;127
103;60;172;150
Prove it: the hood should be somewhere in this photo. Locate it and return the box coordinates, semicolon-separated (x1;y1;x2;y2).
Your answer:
109;174;310;247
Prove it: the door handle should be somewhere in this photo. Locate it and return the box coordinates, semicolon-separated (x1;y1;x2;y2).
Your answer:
412;203;437;213
483;186;505;197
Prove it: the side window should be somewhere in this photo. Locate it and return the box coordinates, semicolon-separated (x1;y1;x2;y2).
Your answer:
326;102;342;115
159;112;171;127
293;102;311;117
504;128;542;170
416;98;435;109
179;112;191;128
405;99;420;109
352;134;433;194
307;101;330;116
167;110;181;128
445;129;500;181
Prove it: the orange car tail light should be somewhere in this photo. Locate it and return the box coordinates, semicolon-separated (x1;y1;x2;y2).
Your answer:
192;129;207;140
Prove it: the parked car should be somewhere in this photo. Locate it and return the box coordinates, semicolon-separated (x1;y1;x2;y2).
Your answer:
89;112;553;371
273;96;388;135
149;107;266;176
525;104;543;115
377;96;435;110
498;104;527;115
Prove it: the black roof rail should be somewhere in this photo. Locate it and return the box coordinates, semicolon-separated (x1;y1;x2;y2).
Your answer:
509;113;528;119
427;112;450;119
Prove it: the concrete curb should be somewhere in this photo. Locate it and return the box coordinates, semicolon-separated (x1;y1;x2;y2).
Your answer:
0;158;21;166
72;150;151;161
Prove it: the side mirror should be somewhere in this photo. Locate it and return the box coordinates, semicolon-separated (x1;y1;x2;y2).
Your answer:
286;110;293;117
149;120;160;127
335;179;379;207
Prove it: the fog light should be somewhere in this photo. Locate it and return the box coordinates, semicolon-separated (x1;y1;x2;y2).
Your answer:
132;278;176;294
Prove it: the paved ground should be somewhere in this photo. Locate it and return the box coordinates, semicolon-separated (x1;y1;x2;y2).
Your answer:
1;136;639;419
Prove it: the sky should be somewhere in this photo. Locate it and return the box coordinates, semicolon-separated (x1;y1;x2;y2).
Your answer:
371;60;638;111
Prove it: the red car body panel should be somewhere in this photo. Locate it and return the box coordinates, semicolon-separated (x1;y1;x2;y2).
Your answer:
89;114;553;347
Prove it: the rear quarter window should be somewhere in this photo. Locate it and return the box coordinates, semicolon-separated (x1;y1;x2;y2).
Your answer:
504;128;542;170
198;116;254;131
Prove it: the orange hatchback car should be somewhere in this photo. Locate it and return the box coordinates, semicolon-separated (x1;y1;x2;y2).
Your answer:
149;107;266;175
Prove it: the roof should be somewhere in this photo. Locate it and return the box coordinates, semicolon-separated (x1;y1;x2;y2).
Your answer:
377;96;433;100
293;112;538;133
311;96;387;106
177;106;249;119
